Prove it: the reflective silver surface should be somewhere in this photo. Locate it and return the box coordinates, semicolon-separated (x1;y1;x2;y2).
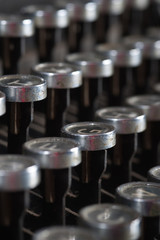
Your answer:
23;137;81;169
126;95;160;121
96;43;142;67
0;14;34;37
0;74;47;102
61;122;116;151
116;182;160;216
95;107;146;134
33;226;98;240
0;91;6;116
32;62;82;89
99;0;127;15
66;1;98;22
21;4;69;28
66;52;113;78
148;166;160;183
79;203;141;240
0;155;40;191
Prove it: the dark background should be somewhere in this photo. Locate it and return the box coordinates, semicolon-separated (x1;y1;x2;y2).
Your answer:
0;0;58;13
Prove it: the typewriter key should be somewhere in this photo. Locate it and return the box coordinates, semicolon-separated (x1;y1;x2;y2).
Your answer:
148;166;160;183
0;14;34;75
96;43;142;105
79;203;142;240
0;74;47;153
33;226;98;240
32;62;82;136
21;4;69;62
66;52;113;121
0;154;40;240
124;35;160;94
0;91;6;117
116;181;160;240
62;122;116;210
126;94;160;175
95;106;146;192
65;0;98;53
23;137;81;226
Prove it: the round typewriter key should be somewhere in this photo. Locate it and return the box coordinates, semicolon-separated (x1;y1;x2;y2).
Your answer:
124;35;160;94
148;166;160;183
23;137;81;226
116;182;160;240
66;52;113;121
0;74;47;154
95;106;146;192
96;43;142;105
62;122;116;210
126;94;160;175
79;203;142;240
65;0;99;53
96;0;127;44
0;91;6;117
32;62;82;136
21;4;69;62
0;14;34;75
33;226;98;240
0;154;40;240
